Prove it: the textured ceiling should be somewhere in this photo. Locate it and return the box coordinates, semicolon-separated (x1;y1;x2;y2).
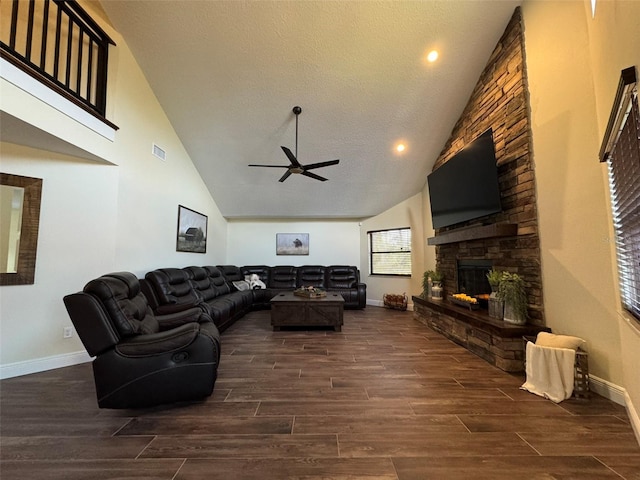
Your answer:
100;0;521;219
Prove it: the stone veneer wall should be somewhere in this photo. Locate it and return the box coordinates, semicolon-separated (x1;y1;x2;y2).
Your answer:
431;8;545;326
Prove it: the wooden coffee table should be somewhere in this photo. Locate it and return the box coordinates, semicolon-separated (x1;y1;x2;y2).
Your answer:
270;292;344;331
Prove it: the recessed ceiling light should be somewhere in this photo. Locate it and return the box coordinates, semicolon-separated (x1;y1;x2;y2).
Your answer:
426;50;439;63
395;143;407;154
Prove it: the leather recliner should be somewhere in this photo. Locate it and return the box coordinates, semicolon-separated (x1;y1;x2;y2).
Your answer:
63;272;221;409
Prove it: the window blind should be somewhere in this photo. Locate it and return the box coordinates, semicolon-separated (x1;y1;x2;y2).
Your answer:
369;228;411;276
607;90;640;321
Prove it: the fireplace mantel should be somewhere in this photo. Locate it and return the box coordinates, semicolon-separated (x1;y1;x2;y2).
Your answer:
427;223;518;246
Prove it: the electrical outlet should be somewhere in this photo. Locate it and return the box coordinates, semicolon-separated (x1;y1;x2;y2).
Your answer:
63;326;73;339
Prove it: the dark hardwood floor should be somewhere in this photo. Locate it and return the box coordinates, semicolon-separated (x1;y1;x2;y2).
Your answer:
2;307;639;479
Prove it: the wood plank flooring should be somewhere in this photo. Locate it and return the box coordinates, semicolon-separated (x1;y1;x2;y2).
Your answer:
2;307;639;479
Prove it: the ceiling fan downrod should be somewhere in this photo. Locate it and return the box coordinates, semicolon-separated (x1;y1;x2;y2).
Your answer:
293;106;301;159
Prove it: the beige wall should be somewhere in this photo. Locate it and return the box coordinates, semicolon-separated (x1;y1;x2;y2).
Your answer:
522;0;639;422
0;1;227;375
360;192;426;307
585;0;640;432
227;219;361;267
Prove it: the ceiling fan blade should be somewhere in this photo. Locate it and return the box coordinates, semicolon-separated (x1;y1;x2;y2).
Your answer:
279;170;293;182
281;146;301;167
301;171;328;182
303;159;340;170
248;164;291;168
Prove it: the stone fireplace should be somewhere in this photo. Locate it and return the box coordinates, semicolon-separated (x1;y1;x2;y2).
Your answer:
427;7;545;327
413;8;548;373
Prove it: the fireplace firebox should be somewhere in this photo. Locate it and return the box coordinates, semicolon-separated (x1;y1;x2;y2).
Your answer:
457;259;493;297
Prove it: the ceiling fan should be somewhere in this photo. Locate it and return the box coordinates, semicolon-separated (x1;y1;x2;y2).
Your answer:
249;106;340;182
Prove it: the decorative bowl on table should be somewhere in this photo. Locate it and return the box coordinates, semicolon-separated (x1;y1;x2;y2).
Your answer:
294;286;327;298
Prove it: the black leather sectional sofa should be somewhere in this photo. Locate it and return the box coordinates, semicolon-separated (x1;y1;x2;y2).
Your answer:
63;264;365;408
142;264;367;332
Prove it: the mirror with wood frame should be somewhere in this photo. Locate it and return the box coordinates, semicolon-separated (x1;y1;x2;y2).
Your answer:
0;173;42;285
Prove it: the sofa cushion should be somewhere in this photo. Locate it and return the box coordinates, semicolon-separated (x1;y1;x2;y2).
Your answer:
204;266;231;297
297;265;326;288
182;266;216;302
270;266;297;289
217;265;244;283
326;265;359;289
145;268;200;310
84;272;159;337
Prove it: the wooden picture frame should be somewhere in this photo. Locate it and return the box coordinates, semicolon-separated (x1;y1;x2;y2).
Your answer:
176;205;207;253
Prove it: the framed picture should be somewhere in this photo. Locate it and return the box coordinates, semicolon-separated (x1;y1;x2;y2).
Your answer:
176;205;207;253
276;233;309;255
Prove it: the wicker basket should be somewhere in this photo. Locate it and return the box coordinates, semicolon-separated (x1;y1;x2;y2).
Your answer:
523;335;590;400
383;293;408;311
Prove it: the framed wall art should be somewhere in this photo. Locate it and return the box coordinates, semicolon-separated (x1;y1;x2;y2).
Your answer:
176;205;207;253
276;233;309;255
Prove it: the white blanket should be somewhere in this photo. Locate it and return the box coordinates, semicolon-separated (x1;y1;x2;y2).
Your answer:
521;341;575;403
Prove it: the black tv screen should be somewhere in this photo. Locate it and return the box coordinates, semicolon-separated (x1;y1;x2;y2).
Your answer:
427;129;501;229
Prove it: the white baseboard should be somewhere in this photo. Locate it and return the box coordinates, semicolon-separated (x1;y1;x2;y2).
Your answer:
0;350;92;380
589;374;627;405
624;389;640;446
589;374;640;445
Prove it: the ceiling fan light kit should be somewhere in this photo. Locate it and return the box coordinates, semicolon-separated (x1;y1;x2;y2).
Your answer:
249;106;340;182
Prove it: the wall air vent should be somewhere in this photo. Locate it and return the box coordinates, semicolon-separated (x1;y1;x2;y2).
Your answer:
152;143;166;161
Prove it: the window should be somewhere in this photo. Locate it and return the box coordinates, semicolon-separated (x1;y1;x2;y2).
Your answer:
368;228;411;276
601;67;639;321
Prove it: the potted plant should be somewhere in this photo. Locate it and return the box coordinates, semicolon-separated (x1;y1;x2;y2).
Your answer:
430;270;444;300
430;270;444;285
496;272;527;324
422;270;443;299
486;269;504;319
486;269;502;291
422;270;434;298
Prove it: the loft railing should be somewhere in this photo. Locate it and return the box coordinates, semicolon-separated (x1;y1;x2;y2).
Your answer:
1;0;115;122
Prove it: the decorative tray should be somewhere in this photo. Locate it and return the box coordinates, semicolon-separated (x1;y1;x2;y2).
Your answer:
294;287;327;298
448;295;480;310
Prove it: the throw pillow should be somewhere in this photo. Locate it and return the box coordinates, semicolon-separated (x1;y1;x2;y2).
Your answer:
247;273;266;290
232;280;251;291
535;331;585;351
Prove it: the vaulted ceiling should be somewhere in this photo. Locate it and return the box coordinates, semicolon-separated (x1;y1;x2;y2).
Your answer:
100;0;522;219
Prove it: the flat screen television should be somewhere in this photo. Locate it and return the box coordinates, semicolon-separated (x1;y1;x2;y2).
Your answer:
427;129;502;229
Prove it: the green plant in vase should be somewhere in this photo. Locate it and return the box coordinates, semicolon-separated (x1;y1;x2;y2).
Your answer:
421;270;443;299
496;272;527;324
422;270;435;298
430;270;444;284
486;269;503;292
486;269;504;319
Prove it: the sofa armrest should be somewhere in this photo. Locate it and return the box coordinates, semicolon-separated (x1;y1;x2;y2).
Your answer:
115;323;200;357
357;282;367;309
156;302;198;316
156;306;211;329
